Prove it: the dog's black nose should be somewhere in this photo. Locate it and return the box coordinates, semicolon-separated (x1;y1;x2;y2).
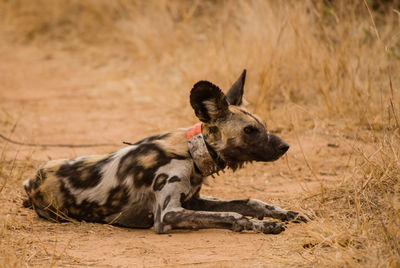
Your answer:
279;143;290;154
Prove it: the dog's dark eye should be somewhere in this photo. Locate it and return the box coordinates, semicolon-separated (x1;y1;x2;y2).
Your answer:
243;126;258;135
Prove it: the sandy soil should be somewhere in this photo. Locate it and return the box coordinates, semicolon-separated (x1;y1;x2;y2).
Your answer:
0;45;356;267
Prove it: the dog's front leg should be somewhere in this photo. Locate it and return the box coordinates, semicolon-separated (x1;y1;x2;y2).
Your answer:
183;195;311;223
159;208;286;234
153;188;285;234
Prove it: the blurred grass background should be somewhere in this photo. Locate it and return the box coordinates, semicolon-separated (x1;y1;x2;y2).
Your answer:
1;0;399;130
0;0;399;266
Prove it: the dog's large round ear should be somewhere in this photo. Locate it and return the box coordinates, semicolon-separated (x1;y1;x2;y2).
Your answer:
190;81;229;123
226;69;246;106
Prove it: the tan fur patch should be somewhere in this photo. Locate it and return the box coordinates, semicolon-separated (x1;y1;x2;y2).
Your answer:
82;155;109;165
155;130;189;157
136;171;144;181
32;173;64;210
42;159;68;170
137;150;159;169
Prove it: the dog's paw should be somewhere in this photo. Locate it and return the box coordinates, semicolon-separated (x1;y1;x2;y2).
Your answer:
261;221;286;234
232;218;286;234
284;211;313;223
247;219;286;234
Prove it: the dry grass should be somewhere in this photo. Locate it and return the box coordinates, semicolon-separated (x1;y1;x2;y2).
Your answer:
0;0;399;267
297;129;400;267
1;0;398;126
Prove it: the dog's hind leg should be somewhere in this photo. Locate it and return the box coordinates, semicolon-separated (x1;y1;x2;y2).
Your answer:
183;195;311;223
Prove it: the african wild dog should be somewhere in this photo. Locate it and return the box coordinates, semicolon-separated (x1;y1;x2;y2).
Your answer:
23;70;310;234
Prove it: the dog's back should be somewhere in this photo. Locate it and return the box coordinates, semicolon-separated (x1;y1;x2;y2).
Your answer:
23;130;193;226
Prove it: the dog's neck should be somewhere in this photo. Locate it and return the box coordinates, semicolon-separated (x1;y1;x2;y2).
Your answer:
186;123;225;177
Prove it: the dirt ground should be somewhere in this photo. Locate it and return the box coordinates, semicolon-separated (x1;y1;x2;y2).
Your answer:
0;45;363;267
